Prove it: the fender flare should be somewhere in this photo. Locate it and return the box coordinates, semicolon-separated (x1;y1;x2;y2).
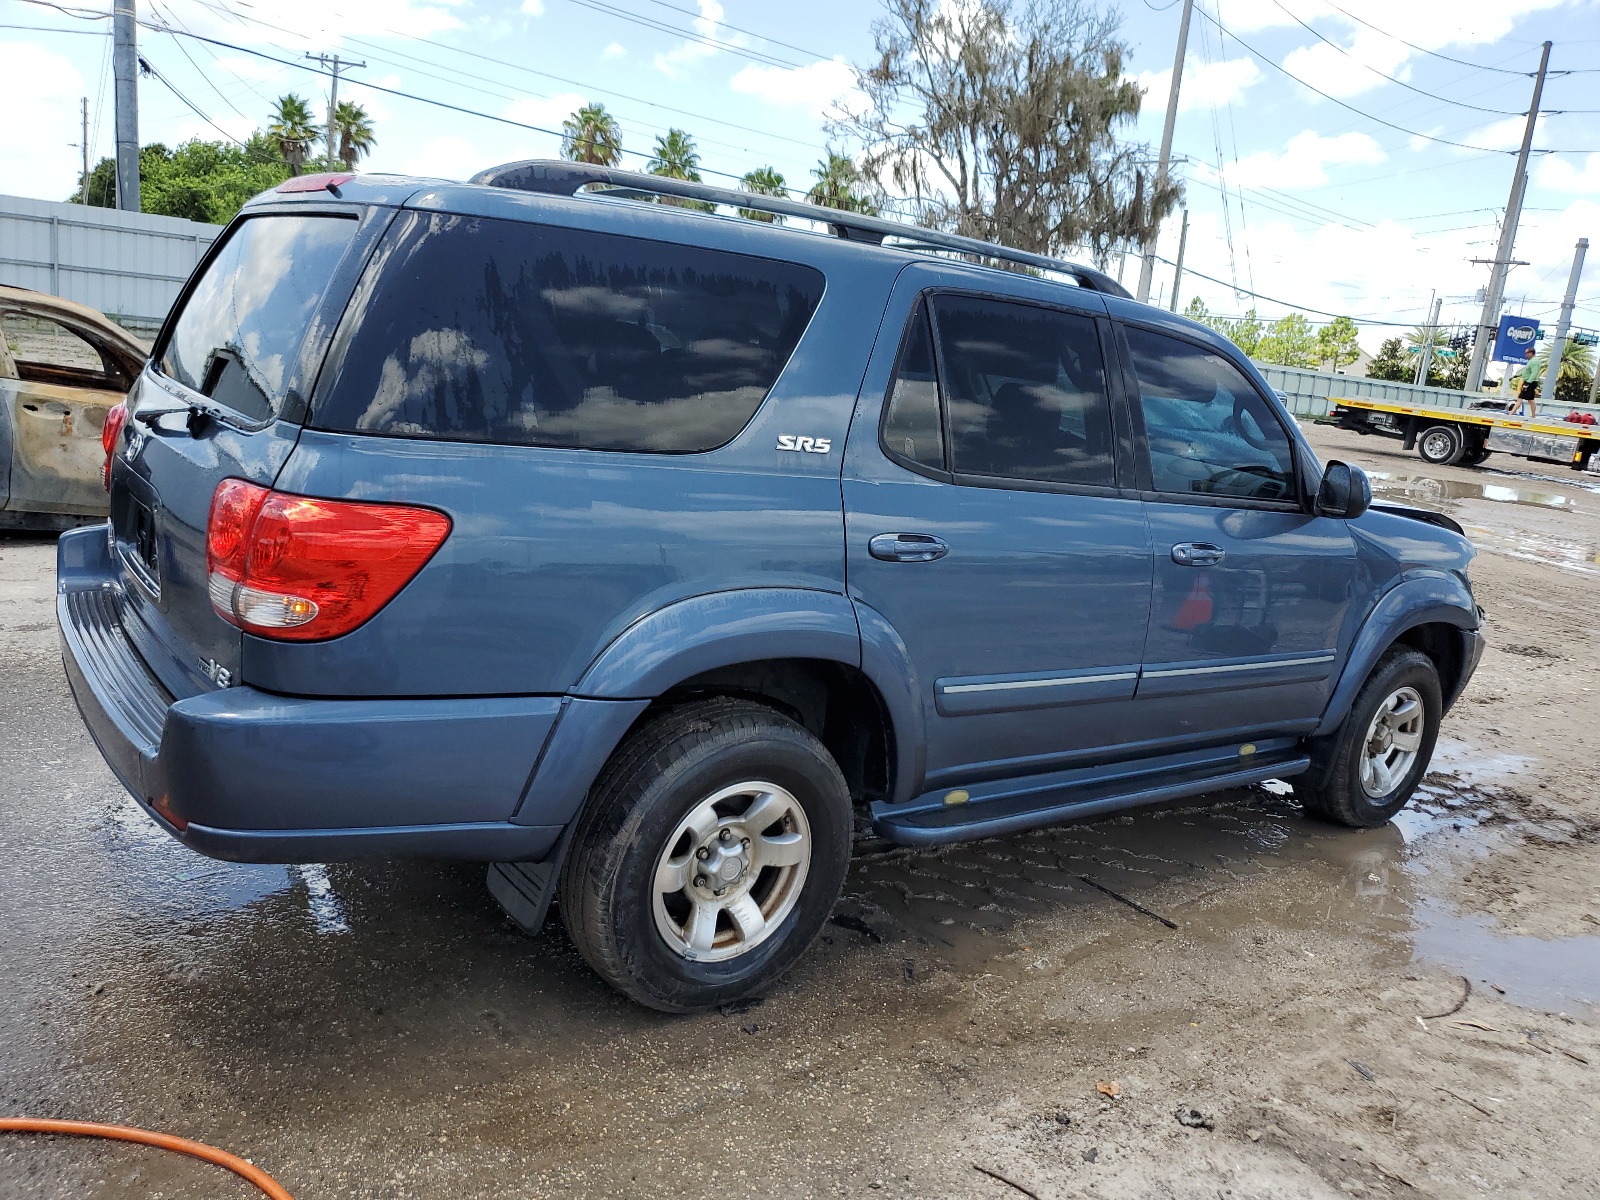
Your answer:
1314;571;1478;739
572;590;925;791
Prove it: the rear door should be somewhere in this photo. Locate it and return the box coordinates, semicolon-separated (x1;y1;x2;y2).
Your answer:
110;206;384;697
844;275;1153;791
1114;321;1359;742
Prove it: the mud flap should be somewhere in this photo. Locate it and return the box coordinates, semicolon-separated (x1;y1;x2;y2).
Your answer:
487;860;557;935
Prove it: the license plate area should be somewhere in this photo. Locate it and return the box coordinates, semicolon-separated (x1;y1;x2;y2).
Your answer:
113;489;161;596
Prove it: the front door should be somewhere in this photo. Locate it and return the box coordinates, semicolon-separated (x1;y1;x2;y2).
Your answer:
1116;321;1359;744
844;283;1153;794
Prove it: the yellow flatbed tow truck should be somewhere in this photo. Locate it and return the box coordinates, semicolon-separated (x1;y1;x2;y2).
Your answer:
1330;397;1600;472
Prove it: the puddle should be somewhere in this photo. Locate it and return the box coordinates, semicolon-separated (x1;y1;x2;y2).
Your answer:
1460;523;1600;576
1369;472;1581;511
1412;902;1600;1020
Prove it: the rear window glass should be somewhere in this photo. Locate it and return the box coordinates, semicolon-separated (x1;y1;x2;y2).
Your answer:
313;212;824;453
159;214;357;422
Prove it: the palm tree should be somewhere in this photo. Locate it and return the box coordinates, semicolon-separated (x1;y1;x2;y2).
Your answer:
647;128;701;181
805;152;878;215
333;101;376;170
268;94;318;175
738;166;786;223
1528;339;1596;400
646;129;711;211
561;103;623;166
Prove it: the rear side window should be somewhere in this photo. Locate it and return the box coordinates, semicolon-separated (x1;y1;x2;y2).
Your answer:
314;212;824;453
159;215;357;422
881;300;945;471
932;295;1115;487
1123;326;1295;501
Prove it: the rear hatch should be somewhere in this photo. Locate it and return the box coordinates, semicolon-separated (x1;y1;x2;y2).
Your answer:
110;203;389;697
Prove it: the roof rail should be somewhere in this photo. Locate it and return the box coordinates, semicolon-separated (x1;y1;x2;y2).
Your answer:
468;160;1132;300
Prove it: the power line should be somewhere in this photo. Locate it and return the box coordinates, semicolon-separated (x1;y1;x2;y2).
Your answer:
1312;0;1539;77
603;0;837;63
561;0;806;71
1155;254;1442;326
1193;5;1515;154
1262;0;1521;116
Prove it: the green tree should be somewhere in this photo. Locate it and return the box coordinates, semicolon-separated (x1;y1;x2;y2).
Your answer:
1366;337;1411;382
834;0;1177;265
1257;313;1318;367
1182;296;1209;324
1221;309;1264;358
70;157;117;207
333;100;376;169
806;152;879;214
268;93;318;175
646;129;713;211
1316;316;1361;372
739;166;787;222
561;103;623;166
137;136;292;223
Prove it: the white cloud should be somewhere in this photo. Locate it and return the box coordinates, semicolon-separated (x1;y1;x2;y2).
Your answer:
1282;27;1410;99
729;57;862;120
1223;130;1386;189
396;135;489;181
1538;153;1600;195
1462;114;1550;153
156;0;465;48
1136;57;1261;115
654;0;730;79
520;0;545;13
505;92;588;135
602;42;627;60
0;41;87;201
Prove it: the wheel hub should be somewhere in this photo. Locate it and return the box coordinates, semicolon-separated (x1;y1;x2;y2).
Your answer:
694;832;751;896
1358;685;1425;800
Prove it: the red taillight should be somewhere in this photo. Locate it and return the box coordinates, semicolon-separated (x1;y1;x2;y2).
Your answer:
101;402;128;491
206;480;450;642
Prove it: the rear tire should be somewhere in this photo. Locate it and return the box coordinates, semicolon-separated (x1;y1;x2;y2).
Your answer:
1299;649;1441;828
1417;424;1465;466
558;698;852;1013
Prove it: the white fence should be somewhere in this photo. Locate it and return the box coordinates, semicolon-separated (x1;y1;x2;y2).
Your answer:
0;193;221;333
1258;362;1600;423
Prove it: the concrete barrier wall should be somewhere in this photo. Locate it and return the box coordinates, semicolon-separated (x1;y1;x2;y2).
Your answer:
0;194;221;332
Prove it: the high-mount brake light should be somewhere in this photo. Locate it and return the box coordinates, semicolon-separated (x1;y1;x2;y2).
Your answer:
205;480;450;642
101;401;128;491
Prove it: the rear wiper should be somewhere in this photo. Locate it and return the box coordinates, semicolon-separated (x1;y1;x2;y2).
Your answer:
131;397;226;436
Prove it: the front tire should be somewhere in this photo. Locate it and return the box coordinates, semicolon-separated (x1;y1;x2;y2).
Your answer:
559;698;852;1012
1299;649;1441;827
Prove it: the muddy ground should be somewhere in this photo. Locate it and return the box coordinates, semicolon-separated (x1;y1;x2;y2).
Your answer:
2;421;1598;1199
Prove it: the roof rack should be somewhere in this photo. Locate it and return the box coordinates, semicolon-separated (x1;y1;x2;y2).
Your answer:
468;160;1132;300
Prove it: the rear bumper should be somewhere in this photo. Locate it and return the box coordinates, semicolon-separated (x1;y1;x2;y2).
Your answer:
57;525;580;864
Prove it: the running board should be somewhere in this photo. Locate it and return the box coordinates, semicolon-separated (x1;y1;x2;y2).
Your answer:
871;742;1310;847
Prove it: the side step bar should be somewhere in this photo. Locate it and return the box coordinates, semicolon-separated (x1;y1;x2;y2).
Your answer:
871;742;1310;847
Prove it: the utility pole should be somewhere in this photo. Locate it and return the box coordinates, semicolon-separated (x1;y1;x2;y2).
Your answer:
112;0;139;212
1466;40;1552;393
1168;208;1189;313
1542;237;1588;401
306;53;364;170
1414;292;1440;386
76;97;90;204
1136;0;1194;304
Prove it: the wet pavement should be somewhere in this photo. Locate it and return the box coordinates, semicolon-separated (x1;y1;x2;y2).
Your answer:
6;421;1600;1196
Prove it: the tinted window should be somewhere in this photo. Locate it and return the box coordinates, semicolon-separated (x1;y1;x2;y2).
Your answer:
160;215;357;422
1124;327;1295;501
315;212;824;453
881;301;944;471
932;296;1115;486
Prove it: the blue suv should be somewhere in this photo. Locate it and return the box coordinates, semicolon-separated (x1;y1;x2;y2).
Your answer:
59;162;1483;1011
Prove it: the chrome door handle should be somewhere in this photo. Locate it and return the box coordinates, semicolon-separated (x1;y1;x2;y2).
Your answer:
869;533;949;563
1171;541;1226;566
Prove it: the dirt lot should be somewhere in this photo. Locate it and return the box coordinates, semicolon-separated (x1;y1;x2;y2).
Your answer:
2;421;1598;1199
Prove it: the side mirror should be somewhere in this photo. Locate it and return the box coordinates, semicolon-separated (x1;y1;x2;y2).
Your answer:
1316;460;1371;520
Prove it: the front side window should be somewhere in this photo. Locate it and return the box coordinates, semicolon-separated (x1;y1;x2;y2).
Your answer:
932;295;1116;487
2;310;130;390
1124;326;1296;501
160;215;358;422
314;212;824;453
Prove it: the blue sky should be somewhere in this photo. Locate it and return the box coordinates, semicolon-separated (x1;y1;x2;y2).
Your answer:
3;0;1597;356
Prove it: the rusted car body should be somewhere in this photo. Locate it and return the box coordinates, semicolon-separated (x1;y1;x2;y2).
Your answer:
0;286;148;529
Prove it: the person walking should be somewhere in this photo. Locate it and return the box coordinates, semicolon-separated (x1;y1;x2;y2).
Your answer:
1515;347;1543;417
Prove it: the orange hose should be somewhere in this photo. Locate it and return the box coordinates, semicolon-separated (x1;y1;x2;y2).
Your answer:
0;1117;294;1199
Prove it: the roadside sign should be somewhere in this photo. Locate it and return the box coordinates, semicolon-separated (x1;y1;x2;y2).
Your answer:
1493;315;1540;362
